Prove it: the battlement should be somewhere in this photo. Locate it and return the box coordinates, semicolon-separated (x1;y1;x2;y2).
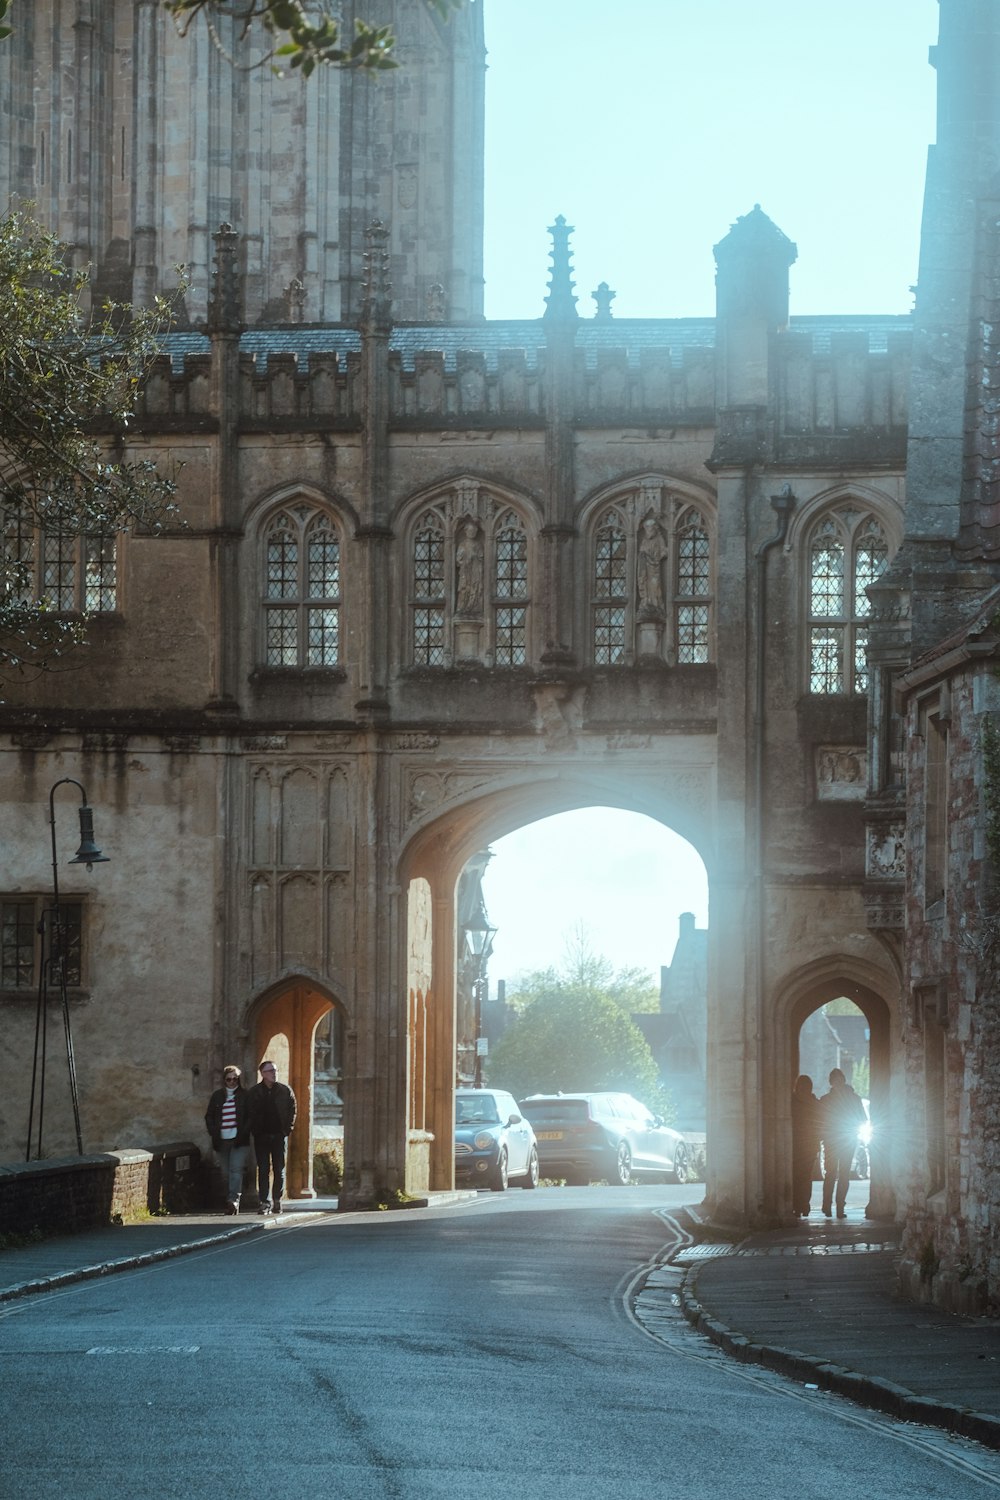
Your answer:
137;315;912;441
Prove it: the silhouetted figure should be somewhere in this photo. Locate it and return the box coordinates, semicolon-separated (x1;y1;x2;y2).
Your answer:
819;1067;867;1219
791;1073;821;1217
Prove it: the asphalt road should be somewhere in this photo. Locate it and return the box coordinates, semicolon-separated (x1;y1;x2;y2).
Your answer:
4;1185;1000;1499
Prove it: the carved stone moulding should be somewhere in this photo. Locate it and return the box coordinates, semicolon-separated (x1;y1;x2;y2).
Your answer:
81;732;129;752
865;820;906;879
10;730;53;750
862;884;905;933
815;745;866;801
241;736;289;752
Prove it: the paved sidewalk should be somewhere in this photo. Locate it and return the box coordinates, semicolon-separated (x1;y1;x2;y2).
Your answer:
670;1196;1000;1451
0;1189;480;1304
0;1199;338;1303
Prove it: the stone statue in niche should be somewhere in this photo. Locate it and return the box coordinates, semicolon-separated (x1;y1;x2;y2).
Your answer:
455;519;484;616
636;516;668;616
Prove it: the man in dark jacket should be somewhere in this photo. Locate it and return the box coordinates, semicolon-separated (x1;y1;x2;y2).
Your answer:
205;1064;252;1214
819;1067;867;1219
248;1060;297;1215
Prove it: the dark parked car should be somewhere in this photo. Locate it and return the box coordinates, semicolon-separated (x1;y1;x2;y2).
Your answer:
519;1092;689;1186
454;1088;540;1192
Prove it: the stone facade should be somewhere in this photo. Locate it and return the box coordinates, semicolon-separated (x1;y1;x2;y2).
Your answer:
865;1;1000;1311
0;3;938;1228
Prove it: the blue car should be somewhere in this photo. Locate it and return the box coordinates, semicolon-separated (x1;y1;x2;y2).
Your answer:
454;1088;540;1192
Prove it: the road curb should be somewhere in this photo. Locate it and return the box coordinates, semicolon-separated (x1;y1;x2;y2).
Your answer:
0;1222;266;1303
679;1266;1000;1453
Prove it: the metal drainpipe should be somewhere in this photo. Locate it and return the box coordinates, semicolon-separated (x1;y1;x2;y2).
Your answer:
751;482;795;1221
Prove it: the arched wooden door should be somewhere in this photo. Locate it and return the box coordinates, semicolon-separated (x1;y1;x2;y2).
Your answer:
252;981;335;1199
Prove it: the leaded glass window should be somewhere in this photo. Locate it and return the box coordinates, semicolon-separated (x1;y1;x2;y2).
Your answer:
1;515;116;614
807;509;890;694
262;505;341;668
1;898;83;990
412;518;446;665
593;512;627;664
588;496;715;666
494;512;528;665
675;510;711;664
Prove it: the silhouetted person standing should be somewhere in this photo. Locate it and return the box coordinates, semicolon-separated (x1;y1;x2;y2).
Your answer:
791;1073;821;1217
248;1060;297;1215
820;1067;866;1219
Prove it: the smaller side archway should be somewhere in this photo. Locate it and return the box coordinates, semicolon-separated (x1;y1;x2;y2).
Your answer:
247;978;347;1200
779;963;897;1221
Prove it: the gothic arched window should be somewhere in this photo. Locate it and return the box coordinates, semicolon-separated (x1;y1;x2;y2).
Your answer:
807;508;889;693
493;510;529;666
262;504;341;667
412;512;446;665
586;492;714;666
592;508;628;665
1;511;117;614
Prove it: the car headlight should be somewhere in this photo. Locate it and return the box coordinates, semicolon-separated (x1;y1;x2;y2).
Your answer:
859;1121;872;1145
473;1132;495;1151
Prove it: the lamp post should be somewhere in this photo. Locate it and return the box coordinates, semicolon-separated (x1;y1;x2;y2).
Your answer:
26;779;109;1160
464;907;496;1090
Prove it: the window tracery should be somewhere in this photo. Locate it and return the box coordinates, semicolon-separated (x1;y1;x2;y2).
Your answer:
587;491;714;666
262;504;341;668
407;491;534;667
806;507;890;694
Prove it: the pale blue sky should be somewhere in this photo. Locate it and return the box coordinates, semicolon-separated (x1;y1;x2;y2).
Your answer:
483;0;939;320
478;1;939;985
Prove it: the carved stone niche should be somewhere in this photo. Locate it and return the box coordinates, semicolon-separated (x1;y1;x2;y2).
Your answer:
815;745;866;801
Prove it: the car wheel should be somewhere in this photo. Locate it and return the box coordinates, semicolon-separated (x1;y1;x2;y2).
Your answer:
611;1141;633;1186
490;1148;508;1192
671;1144;689;1185
520;1146;539;1189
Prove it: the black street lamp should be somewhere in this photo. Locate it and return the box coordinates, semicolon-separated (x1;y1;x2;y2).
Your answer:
26;779;110;1160
464;904;496;1090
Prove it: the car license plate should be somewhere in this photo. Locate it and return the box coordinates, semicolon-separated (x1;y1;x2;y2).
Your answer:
536;1130;564;1140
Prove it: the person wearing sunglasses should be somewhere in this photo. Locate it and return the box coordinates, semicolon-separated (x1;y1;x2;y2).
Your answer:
204;1064;252;1214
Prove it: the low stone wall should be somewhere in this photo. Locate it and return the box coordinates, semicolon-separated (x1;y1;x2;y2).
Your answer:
0;1142;205;1238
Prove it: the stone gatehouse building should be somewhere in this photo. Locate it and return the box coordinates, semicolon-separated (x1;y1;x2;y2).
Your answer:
0;1;996;1303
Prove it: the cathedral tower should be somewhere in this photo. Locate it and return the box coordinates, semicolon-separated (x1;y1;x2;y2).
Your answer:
0;0;485;325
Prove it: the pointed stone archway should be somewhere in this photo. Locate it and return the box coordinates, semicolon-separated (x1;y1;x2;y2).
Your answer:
777;962;898;1222
397;768;717;1198
248;979;343;1200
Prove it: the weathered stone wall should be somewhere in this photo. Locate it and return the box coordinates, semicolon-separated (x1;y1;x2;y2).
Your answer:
898;665;1000;1312
0;742;221;1159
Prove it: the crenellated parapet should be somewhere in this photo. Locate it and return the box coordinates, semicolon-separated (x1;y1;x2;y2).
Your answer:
137;315;911;438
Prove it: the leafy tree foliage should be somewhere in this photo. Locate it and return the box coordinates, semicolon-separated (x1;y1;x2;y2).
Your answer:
486;976;665;1109
0;211;177;680
2;2;463;77
171;1;463;77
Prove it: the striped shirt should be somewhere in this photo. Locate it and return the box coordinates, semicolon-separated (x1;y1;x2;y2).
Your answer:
220;1088;238;1140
